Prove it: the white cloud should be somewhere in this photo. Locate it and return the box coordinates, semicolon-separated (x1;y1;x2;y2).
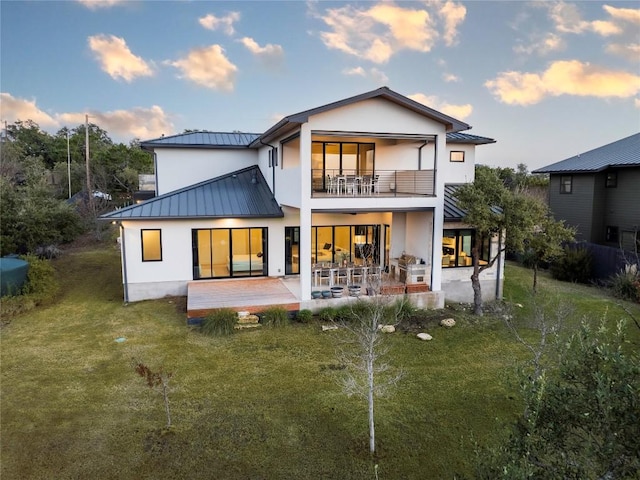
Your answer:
198;12;241;35
606;42;640;62
437;1;467;46
442;73;460;83
314;1;465;63
408;93;473;120
76;0;126;10
239;37;284;69
166;45;237;91
88;34;153;82
0;92;174;141
635;98;640;109
58;106;173;140
514;32;565;56
486;60;640;105
342;66;389;84
0;93;58;127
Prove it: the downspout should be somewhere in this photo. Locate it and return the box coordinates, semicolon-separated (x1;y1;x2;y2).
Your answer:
119;222;129;304
430;212;436;290
152;151;158;195
417;139;428;170
260;139;277;196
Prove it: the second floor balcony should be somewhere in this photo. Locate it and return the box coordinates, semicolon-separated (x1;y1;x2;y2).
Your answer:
311;169;435;198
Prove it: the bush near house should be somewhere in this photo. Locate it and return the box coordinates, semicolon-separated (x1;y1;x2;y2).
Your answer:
550;246;593;284
201;308;238;336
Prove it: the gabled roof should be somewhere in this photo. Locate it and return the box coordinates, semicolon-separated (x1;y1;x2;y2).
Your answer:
138;130;488;149
444;184;502;221
533;133;640;174
252;86;472;146
101;166;283;221
140;131;261;150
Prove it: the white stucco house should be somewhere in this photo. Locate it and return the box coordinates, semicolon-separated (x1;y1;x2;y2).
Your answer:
102;87;503;312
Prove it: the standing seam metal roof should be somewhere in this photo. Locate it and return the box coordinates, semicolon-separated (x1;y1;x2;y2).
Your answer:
140;131;261;149
101;166;283;220
444;184;503;221
533;133;640;173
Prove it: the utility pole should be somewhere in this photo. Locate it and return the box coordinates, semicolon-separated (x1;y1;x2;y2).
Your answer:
85;115;93;212
67;130;72;199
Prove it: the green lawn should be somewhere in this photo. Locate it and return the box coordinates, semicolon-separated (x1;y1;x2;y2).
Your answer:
2;245;638;479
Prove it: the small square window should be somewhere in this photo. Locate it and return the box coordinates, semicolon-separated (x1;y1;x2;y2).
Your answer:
560;175;572;194
450;151;465;162
141;229;162;261
605;172;617;188
606;226;619;243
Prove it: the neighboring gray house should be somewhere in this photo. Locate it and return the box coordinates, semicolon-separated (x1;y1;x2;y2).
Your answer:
533;133;640;253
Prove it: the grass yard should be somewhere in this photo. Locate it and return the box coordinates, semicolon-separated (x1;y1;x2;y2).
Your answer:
2;243;639;479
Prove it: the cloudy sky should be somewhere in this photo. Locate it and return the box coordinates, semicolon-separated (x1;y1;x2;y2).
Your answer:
1;0;638;170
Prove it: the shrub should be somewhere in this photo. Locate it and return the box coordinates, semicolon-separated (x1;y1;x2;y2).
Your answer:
319;307;338;322
0;254;59;319
296;309;313;323
607;264;640;303
201;308;237;336
261;306;289;328
550;246;593;284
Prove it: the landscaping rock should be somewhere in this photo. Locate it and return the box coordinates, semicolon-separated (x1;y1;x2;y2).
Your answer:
378;325;396;333
321;325;339;332
440;318;456;328
237;314;260;325
417;333;433;341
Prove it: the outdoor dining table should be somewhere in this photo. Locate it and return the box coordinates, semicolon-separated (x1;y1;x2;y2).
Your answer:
312;264;382;287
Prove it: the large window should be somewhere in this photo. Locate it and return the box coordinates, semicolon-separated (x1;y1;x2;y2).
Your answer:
442;229;489;268
141;229;162;262
560;175;573;194
311;224;380;266
192;227;267;279
312;141;375;191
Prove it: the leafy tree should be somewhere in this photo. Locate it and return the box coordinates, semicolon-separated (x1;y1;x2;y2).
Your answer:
476;319;640;479
523;215;576;292
454;165;547;315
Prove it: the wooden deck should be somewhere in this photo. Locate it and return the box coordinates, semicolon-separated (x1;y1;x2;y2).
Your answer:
187;278;300;319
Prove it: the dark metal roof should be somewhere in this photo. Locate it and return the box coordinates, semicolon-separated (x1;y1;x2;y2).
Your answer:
533;133;640;174
444;184;502;221
101;166;283;221
251;86;472;146
140;131;261;149
446;132;496;145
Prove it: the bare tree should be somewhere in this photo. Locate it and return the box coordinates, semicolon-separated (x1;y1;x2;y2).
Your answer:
335;294;406;456
134;361;174;428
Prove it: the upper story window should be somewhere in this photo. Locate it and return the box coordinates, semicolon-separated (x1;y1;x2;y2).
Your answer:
450;151;465;162
605;172;617;188
560;175;573;194
606;226;619;243
141;229;162;262
311;142;375;175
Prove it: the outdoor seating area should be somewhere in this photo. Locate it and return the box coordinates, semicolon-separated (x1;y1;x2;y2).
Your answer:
312;263;383;287
326;174;380;196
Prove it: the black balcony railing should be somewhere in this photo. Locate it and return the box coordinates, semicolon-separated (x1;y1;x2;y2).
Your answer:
311;169;435;197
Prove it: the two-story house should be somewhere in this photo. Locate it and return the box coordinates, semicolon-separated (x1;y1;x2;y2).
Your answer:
102;87;501;314
533;133;640;252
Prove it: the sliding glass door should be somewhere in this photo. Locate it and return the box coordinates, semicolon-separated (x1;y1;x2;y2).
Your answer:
193;227;267;279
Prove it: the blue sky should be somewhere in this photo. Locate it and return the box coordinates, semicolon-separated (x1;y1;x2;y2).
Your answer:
1;0;638;170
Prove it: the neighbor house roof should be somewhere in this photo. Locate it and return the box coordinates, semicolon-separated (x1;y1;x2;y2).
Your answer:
446;132;496;145
443;184;502;221
101;166;283;221
252;86;472;146
533;133;640;174
140;131;261;150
